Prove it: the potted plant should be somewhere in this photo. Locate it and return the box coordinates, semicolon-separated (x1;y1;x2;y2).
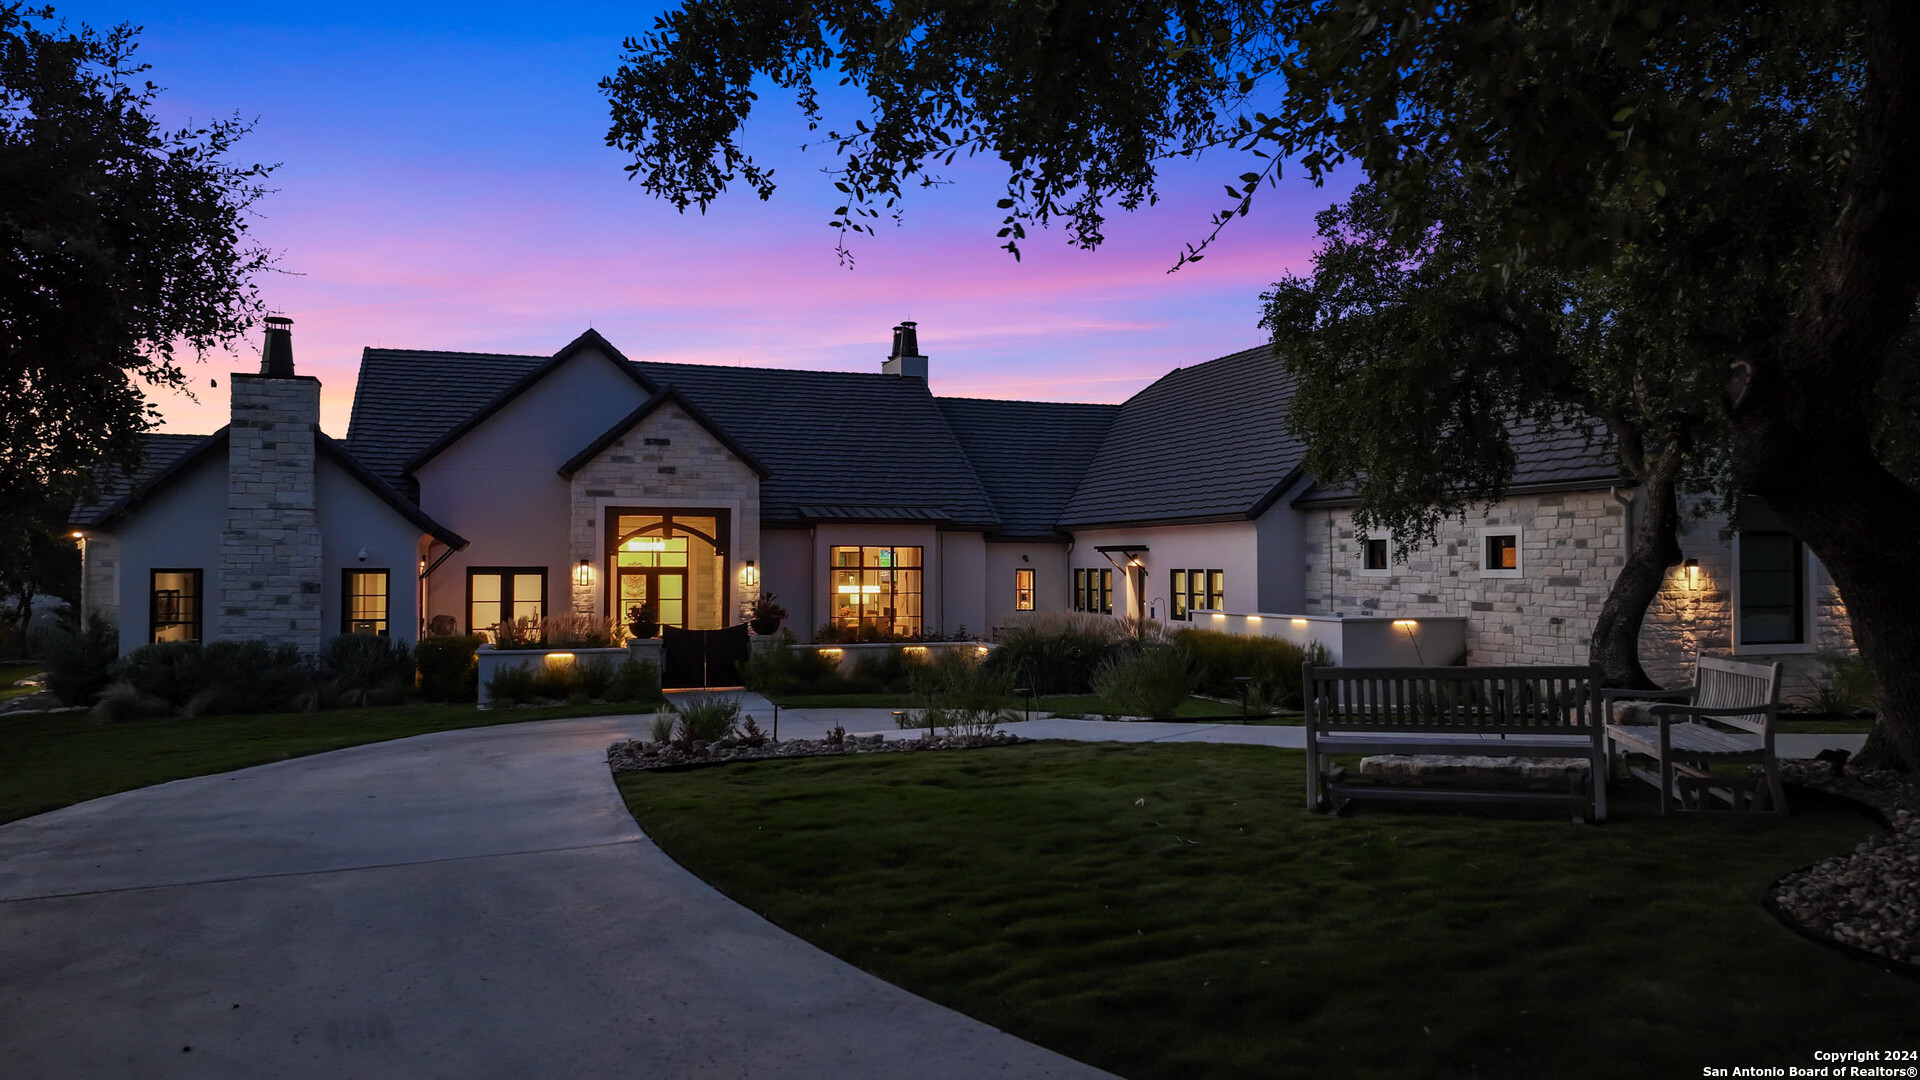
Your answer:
626;600;659;640
743;592;788;635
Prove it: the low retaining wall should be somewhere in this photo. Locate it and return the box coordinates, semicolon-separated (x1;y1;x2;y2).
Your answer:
475;645;631;707
1191;611;1468;666
795;640;991;674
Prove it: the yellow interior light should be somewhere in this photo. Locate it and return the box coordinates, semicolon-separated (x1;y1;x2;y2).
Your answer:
625;538;667;552
545;652;576;664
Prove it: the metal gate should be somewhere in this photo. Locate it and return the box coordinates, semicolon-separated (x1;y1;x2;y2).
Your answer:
659;623;753;689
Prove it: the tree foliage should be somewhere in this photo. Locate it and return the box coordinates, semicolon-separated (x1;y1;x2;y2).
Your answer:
0;3;273;519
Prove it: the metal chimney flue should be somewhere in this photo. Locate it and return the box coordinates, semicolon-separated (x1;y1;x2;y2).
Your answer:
260;316;295;377
882;320;928;380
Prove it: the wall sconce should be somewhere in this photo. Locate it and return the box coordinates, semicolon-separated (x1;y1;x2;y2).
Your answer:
1683;558;1700;589
742;559;759;588
574;559;593;587
1392;619;1418;629
70;530;84;540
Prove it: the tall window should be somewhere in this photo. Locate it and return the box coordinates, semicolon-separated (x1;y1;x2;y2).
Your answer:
1075;568;1114;614
344;570;390;636
1171;569;1222;617
1014;568;1035;611
150;569;202;643
1170;569;1188;620
468;568;545;638
1074;569;1088;611
1207;570;1225;611
1739;532;1806;646
830;546;923;635
1099;568;1113;614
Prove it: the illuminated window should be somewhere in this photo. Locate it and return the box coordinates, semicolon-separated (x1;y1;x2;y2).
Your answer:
1170;569;1188;620
830;546;923;635
1206;570;1225;611
1481;528;1522;578
1014;568;1035;611
468;567;545;638
150;569;202;643
1073;568;1088;611
1099;568;1113;614
343;570;390;635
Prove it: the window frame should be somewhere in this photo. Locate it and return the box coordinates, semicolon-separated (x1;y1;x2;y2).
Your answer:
1206;569;1225;612
466;566;548;638
1170;569;1188;620
1732;529;1815;653
1358;536;1392;577
1479;527;1523;578
1014;568;1035;611
342;569;392;636
149;567;204;644
1072;568;1087;611
828;545;925;636
1099;568;1114;614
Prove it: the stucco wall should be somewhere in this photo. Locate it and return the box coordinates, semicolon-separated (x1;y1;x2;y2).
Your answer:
983;542;1070;629
1301;490;1628;667
759;528;814;632
416;348;649;630
317;454;426;642
1069;521;1261;623
565;402;762;627
108;449;228;654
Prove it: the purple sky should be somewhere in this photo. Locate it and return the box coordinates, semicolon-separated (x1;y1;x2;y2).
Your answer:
73;2;1347;436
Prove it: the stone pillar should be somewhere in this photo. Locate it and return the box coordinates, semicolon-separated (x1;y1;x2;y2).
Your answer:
221;373;324;649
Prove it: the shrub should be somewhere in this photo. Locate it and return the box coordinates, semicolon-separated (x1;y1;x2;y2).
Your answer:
491;616;541;649
739;632;844;696
486;662;540;706
1797;650;1879;715
674;694;741;742
908;652;1015;736
608;656;661;703
985;611;1130;695
41;613;121;705
531;658;578;701
114;641;213;709
1092;645;1194;721
648;710;677;742
187;640;309;715
573;657;616;700
542;613;621;649
416;635;481;702
1173;629;1328;711
87;679;171;722
317;634;415;708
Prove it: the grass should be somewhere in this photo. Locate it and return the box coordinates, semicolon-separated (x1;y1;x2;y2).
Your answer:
619;743;1919;1080
0;699;661;825
771;691;1249;719
0;664;44;702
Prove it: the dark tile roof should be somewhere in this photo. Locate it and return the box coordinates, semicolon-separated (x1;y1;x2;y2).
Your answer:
628;361;1001;528
345;347;547;500
70;432;216;527
793;504;954;523
934;397;1118;539
1058;345;1308;528
1290;415;1623;507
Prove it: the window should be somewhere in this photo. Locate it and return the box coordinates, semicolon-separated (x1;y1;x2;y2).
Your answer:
1014;568;1035;611
1737;500;1808;648
1207;570;1225;611
830;546;923;635
1075;568;1114;614
1169;569;1220;617
1099;568;1113;614
1480;528;1523;577
1170;569;1188;620
343;570;390;635
1359;537;1391;576
468;568;546;638
150;569;202;643
1073;568;1088;611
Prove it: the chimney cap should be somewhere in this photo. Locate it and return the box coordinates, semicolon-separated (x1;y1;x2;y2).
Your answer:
260;316;295;377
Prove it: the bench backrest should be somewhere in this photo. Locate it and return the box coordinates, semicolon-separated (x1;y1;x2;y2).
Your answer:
1692;655;1782;734
1304;664;1602;734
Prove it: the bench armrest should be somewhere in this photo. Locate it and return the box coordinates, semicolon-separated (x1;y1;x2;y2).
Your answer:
1646;702;1777;718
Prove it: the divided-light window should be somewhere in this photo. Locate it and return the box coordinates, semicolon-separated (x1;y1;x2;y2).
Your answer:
830;546;923;635
469;568;546;639
343;570;390;635
1170;569;1223;617
150;568;202;643
1014;568;1035;611
1072;568;1113;613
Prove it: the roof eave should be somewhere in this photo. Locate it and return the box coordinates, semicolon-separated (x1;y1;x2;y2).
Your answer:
1289;474;1636;510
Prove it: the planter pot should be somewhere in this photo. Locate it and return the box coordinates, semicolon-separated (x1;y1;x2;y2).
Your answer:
750;616;782;636
628;620;659;640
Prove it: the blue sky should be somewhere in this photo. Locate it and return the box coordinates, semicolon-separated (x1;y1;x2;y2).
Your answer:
64;1;1347;434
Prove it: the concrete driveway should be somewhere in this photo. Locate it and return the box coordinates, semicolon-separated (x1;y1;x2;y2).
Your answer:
0;715;1113;1080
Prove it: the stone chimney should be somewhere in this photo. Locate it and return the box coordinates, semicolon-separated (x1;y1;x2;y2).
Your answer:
881;320;928;380
221;316;324;649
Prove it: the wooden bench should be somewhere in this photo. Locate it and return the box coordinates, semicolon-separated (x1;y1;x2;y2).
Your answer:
1304;664;1608;823
1603;655;1784;815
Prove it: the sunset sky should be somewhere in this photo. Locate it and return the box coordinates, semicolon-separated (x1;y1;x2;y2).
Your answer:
73;1;1350;436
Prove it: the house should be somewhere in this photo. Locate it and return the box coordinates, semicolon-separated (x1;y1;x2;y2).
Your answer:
71;318;1854;692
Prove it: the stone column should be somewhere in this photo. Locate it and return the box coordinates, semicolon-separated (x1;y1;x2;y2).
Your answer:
221;374;324;650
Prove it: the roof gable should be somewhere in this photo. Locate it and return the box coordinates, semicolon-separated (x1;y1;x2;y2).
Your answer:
933;396;1118;539
559;386;770;479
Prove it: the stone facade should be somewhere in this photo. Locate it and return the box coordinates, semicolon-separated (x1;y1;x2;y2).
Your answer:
79;534;117;628
1302;491;1630;667
567;404;762;623
220;374;324;648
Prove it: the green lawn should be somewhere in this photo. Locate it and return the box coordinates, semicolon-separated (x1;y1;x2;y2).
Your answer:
619;743;1916;1080
0;700;658;825
0;664;44;702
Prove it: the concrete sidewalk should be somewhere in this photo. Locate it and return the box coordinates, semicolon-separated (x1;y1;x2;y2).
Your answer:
0;714;1113;1080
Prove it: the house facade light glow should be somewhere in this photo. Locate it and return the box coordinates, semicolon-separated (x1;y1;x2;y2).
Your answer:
1291;618;1309;627
573;559;592;586
1392;619;1418;629
545;652;575;664
742;559;759;588
1246;615;1263;623
1683;558;1701;589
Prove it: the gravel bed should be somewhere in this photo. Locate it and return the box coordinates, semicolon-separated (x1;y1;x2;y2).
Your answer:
608;730;1029;772
1771;760;1920;972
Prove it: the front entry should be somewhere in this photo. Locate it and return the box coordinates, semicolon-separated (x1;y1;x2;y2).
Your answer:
617;569;687;630
605;509;731;630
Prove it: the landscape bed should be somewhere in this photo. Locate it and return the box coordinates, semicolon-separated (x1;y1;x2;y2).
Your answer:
618;741;1920;1080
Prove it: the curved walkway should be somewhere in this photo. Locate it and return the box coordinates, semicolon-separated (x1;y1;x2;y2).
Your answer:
0;714;1113;1080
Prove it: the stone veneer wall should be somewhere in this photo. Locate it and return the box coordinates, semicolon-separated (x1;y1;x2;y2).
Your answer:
80;534;118;628
1303;490;1856;696
1301;490;1629;667
220;374;324;648
568;404;761;621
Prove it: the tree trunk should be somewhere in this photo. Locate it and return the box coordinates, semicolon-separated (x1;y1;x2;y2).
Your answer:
1588;469;1680;690
1852;719;1909;773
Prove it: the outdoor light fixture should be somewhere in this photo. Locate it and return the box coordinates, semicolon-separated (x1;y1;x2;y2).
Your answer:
820;647;844;657
1291;618;1309;627
70;531;83;539
1246;615;1263;623
742;560;759;588
1683;558;1700;589
1393;619;1418;629
574;559;592;586
975;645;990;656
357;547;369;563
904;645;928;655
545;652;575;665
